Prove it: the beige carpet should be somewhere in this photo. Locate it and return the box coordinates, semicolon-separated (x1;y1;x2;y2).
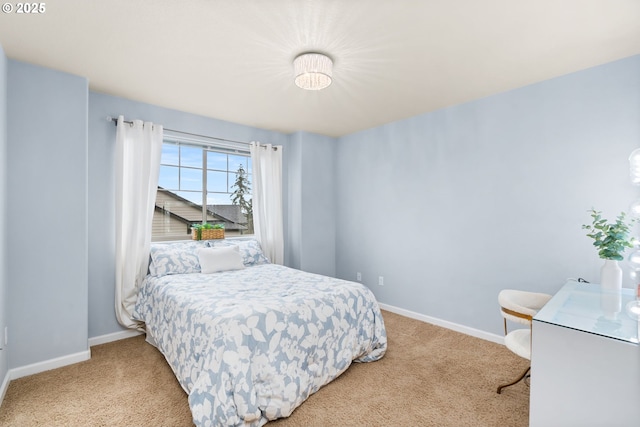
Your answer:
0;311;529;426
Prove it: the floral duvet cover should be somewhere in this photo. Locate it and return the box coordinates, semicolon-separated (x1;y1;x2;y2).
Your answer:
133;263;387;426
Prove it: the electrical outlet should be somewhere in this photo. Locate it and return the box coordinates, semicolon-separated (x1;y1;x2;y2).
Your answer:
378;276;384;286
356;272;362;281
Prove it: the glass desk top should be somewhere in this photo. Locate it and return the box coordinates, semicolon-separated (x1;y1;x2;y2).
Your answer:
534;280;640;344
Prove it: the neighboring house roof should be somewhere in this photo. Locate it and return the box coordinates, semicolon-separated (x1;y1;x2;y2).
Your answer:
155;187;246;231
207;204;246;225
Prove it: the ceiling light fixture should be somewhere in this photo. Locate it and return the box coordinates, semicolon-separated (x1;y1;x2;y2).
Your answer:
293;52;333;91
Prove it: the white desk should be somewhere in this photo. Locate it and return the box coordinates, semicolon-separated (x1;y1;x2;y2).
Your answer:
530;281;640;427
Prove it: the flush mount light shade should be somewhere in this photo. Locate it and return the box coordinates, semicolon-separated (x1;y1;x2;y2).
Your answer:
293;52;333;90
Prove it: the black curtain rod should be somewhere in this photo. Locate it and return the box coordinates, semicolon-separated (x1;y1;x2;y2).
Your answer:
106;115;254;147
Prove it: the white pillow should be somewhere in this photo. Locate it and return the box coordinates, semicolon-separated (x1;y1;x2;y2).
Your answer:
197;246;245;274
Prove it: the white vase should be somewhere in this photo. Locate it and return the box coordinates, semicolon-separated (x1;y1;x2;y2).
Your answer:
600;259;622;291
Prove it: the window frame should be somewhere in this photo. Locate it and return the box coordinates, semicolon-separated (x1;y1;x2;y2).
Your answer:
153;135;253;241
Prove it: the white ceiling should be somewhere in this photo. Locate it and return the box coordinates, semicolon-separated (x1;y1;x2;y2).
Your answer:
1;0;639;137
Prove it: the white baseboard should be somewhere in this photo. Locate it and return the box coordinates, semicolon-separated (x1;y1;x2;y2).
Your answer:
0;370;10;406
0;329;143;408
378;303;504;345
10;349;91;380
4;330;140;384
88;329;143;347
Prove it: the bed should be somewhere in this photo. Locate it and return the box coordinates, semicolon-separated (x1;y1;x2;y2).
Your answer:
133;239;387;427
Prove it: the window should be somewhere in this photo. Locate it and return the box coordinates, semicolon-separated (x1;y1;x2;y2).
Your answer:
152;139;253;241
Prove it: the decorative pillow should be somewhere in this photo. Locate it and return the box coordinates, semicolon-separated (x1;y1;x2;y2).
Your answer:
148;241;209;277
208;238;270;266
197;246;245;274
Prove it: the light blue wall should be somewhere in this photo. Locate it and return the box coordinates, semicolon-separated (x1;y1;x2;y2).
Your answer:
0;45;8;385
88;92;291;338
6;60;88;367
335;55;640;336
285;131;336;276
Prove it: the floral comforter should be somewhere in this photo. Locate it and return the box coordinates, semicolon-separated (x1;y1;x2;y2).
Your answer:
133;263;387;426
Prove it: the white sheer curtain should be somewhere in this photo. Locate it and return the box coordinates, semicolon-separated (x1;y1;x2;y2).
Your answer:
115;116;163;328
250;142;284;265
